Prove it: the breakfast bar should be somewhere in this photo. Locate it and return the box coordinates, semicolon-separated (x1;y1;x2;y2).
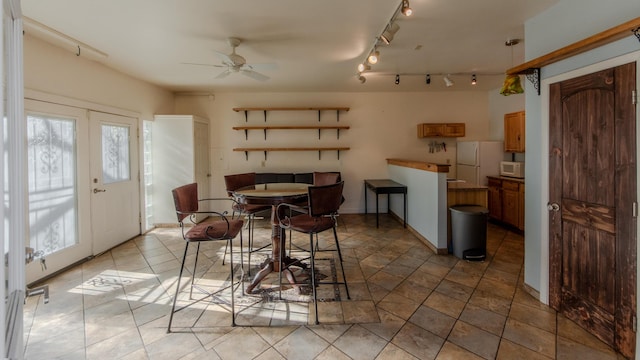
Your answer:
386;159;451;254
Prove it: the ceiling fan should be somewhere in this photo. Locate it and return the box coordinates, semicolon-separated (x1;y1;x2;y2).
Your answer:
183;37;274;81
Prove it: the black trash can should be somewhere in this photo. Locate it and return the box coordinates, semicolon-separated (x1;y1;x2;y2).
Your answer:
449;205;489;261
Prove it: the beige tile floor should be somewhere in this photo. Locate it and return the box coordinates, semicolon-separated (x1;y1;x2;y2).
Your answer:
23;214;625;360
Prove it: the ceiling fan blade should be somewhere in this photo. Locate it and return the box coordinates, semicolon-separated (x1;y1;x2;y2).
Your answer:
241;69;269;82
181;62;225;68
213;50;235;66
214;69;232;79
245;63;277;71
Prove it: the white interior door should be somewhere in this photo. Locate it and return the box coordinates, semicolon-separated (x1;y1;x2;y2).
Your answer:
24;100;92;283
89;111;140;254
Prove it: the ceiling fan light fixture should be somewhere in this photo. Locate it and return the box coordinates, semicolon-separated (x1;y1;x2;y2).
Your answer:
444;74;454;87
367;50;380;65
401;0;413;16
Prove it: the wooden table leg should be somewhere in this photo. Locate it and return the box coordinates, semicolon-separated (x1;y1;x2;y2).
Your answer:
245;204;305;294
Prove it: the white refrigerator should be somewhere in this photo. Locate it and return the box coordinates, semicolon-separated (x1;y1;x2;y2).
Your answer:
456;141;504;185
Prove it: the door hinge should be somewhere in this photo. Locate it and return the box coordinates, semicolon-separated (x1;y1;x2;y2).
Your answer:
633;90;637;105
633;315;637;333
633;202;638;218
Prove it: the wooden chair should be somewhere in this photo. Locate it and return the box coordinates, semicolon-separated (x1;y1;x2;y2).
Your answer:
277;181;350;324
167;183;244;331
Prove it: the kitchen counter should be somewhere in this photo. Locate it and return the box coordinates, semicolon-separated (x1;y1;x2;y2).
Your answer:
447;182;488;191
386;160;449;254
386;158;450;173
487;175;525;183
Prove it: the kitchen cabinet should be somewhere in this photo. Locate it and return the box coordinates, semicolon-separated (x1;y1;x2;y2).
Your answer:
504;111;525;152
417;123;465;138
487;176;524;230
152;115;210;225
487;178;502;220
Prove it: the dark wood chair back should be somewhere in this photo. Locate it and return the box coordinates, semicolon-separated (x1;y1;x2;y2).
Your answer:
171;183;199;222
308;181;344;218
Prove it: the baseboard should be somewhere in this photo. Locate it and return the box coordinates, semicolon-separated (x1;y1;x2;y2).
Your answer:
389;211;448;255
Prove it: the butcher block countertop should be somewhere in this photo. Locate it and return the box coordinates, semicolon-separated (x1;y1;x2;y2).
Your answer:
447;182;488;191
387;158;450;173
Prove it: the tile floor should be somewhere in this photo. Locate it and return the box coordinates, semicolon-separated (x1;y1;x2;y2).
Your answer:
23;214;625;359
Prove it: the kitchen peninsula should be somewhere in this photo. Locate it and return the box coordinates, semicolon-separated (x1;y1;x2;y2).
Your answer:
386;159;488;254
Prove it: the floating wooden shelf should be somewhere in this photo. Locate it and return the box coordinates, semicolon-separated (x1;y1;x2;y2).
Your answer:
232;125;350;140
233;147;350;160
233;107;350;112
507;17;640;75
232;107;350;122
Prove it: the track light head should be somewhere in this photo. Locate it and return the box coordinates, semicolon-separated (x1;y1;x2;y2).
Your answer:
401;0;413;16
426;74;431;84
444;74;454;87
357;63;371;73
358;75;366;84
367;50;380;65
471;74;477;85
395;74;400;85
380;22;400;45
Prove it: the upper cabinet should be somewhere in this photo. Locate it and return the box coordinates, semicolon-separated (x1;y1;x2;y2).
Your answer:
417;123;465;138
504;111;525;152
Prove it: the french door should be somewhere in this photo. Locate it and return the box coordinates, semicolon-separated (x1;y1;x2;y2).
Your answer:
89;111;140;254
24;101;141;283
24;100;91;283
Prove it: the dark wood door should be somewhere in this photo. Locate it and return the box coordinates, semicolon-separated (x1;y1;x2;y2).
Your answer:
549;62;636;358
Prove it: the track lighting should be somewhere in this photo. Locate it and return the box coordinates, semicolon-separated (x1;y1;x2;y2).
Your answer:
444;74;454;87
380;22;400;45
367;50;380;65
426;74;431;84
357;63;371;73
401;0;413;16
395;74;400;85
471;74;477;85
358;75;367;84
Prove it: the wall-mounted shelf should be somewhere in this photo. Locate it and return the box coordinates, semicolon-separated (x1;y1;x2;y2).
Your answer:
233;147;350;160
232;107;350;122
507;17;640;76
233;125;350;140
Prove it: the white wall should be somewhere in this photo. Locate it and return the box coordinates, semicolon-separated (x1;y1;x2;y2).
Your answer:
23;35;174;118
176;91;499;213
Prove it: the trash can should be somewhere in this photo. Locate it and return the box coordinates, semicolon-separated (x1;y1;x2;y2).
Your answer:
449;205;489;261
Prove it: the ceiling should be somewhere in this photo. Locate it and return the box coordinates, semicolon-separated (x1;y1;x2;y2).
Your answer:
21;0;558;93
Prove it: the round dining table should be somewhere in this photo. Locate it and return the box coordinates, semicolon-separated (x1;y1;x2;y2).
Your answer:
233;182;310;293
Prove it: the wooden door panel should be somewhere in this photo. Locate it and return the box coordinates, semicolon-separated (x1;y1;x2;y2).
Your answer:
549;62;636;358
561;221;615;312
562;198;615;234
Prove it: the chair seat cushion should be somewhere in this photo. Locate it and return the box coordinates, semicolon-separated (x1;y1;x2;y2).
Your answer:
287;214;334;234
185;218;244;241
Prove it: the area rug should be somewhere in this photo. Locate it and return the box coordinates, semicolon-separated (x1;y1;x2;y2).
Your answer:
237;257;342;305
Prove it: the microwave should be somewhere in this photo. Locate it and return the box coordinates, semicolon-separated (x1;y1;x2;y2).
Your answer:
500;161;524;178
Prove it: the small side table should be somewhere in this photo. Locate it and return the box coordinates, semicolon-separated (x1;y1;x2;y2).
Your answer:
364;179;407;228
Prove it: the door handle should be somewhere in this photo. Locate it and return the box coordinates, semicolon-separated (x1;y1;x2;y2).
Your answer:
93;188;106;193
547;202;560;212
